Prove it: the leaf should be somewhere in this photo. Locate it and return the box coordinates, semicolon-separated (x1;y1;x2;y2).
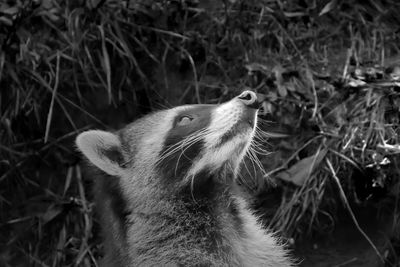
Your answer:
56;226;67;253
2;6;19;16
319;0;336;16
277;84;287;97
99;25;112;104
245;62;269;74
0;6;19;25
41;204;63;224
273;65;287;97
63;166;73;197
0;16;12;26
286;82;296;92
277;148;328;186
37;8;60;22
348;78;367;87
283;12;307;18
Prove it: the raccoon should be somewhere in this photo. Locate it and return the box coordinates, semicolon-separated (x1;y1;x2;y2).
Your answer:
76;91;294;266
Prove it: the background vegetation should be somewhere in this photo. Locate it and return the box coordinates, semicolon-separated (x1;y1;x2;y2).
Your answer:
1;0;399;266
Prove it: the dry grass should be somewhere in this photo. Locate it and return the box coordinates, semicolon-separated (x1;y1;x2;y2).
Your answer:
1;0;399;266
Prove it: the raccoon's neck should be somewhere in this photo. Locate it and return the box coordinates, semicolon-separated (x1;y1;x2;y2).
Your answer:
133;167;244;262
97;166;245;265
179;168;231;199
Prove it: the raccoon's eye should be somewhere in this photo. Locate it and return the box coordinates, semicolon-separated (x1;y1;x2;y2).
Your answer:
177;115;194;126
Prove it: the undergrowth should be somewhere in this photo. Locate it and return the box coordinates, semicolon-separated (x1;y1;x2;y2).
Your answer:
1;0;399;266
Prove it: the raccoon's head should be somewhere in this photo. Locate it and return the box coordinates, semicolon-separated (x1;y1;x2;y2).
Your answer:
76;91;260;195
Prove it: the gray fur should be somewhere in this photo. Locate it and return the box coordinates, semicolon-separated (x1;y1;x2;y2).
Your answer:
76;95;295;266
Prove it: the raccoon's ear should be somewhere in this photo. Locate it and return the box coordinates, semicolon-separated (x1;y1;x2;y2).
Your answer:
76;130;124;176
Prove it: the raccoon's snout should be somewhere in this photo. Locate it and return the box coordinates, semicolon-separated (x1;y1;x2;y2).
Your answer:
237;90;260;109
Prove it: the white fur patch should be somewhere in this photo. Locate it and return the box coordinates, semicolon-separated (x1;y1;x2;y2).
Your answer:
186;98;256;177
76;130;123;176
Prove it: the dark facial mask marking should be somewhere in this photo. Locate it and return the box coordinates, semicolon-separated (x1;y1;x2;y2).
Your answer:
158;105;215;181
180;168;216;200
168;105;215;141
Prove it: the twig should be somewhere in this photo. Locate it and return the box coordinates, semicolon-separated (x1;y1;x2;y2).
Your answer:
95;0;107;10
1;216;32;226
328;149;361;170
269;15;319;119
123;22;190;40
332;257;358;267
342;48;352;80
75;165;92;266
182;48;201;104
40;126;91;152
27;68;107;127
326;158;385;263
305;67;318;119
162;40;171;93
98;25;112;104
265;135;322;177
0;143;28;157
57;93;106;127
44;52;60;143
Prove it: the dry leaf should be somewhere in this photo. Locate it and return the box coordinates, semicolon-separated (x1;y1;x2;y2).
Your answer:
277;149;327;186
319;0;336;16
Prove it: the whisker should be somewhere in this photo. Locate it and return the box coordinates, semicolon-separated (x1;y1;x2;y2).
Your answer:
250;138;271;155
189;174;199;205
156;128;209;165
174;135;205;176
248;147;267;177
240;155;257;190
174;127;224;174
256;117;274;124
254;128;271;143
247;149;258;177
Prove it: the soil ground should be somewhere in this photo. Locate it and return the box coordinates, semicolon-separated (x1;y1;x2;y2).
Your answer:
295;207;392;267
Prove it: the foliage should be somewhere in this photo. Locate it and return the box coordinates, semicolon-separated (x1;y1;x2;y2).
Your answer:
0;0;399;266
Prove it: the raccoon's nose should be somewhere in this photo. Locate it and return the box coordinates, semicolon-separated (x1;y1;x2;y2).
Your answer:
238;91;259;109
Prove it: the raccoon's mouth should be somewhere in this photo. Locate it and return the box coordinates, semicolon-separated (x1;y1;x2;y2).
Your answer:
242;109;257;128
237;120;254;131
246;118;255;128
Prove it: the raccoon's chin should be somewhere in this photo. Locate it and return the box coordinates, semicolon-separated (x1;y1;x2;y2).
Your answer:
228;142;250;166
